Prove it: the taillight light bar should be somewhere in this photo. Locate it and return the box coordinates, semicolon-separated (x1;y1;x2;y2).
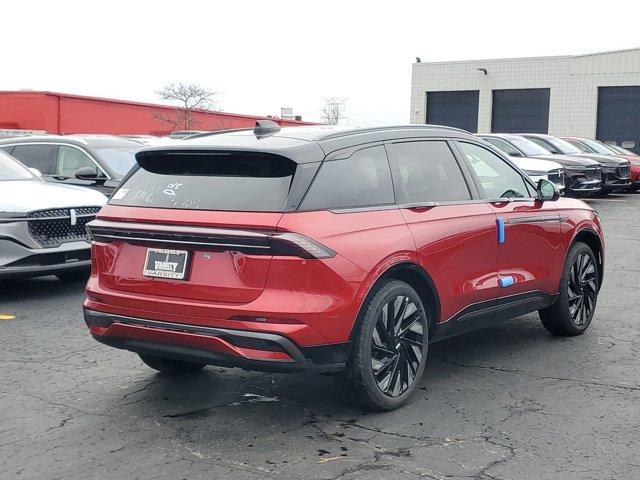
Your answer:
86;220;335;259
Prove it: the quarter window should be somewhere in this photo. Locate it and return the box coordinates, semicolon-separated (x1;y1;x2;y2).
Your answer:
387;141;471;203
458;142;531;199
301;146;394;210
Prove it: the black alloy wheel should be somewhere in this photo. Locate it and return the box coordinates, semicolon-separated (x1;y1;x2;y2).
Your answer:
370;295;426;397
568;252;597;326
539;241;599;336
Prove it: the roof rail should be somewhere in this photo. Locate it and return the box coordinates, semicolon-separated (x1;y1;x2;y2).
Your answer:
317;124;469;140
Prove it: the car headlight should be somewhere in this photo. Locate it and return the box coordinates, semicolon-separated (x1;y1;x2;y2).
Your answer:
524;170;546;177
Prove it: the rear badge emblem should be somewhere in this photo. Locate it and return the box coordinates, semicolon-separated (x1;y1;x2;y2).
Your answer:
203;253;212;260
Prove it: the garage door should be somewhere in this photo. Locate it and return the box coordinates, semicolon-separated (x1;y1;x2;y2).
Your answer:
426;90;479;133
491;88;550;133
597;86;640;154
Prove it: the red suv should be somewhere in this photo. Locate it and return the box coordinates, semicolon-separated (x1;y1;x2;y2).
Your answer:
84;123;605;410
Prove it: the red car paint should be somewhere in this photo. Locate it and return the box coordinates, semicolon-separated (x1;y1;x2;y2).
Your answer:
85;199;603;361
83;126;605;373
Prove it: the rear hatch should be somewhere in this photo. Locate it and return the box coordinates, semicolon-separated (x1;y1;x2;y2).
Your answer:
89;148;318;304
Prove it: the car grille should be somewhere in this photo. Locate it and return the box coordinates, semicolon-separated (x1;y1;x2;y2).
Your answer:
548;169;565;186
617;165;630;178
27;207;101;248
585;166;602;181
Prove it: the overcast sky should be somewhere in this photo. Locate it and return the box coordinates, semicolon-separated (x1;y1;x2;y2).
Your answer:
1;1;639;125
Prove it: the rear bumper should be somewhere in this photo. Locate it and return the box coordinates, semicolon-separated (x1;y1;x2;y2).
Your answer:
84;309;350;373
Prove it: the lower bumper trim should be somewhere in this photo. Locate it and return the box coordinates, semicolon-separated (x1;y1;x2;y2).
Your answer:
84;309;350;373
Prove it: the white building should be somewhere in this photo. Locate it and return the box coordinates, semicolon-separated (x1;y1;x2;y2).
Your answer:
410;48;640;151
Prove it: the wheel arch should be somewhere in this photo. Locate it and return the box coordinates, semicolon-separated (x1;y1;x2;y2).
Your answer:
350;261;441;341
570;227;604;288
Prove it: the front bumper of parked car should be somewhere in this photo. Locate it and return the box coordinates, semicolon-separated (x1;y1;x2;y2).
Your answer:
564;167;602;194
0;209;97;279
601;164;632;190
0;238;91;279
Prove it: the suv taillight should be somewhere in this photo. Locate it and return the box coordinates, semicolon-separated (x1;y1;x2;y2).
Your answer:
269;233;336;259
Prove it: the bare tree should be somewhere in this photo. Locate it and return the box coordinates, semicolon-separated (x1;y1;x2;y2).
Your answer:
153;82;219;131
321;97;347;125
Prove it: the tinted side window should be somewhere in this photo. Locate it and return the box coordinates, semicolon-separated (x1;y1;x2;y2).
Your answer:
56;146;104;178
527;137;558;154
483;138;521;157
10;145;54;173
566;140;591;153
301;146;394;210
457;142;531;199
387;141;470;203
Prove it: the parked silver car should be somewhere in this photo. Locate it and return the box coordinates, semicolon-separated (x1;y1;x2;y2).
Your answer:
0;150;106;280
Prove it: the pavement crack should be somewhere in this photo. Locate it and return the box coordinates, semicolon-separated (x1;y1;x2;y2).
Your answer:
45;414;73;432
327;463;392;480
432;357;640;393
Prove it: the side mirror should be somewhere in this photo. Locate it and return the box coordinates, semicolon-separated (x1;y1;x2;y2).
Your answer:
537;179;559;202
28;167;42;177
75;166;99;181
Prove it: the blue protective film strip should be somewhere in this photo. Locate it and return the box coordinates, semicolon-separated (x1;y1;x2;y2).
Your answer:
496;217;505;244
499;276;515;288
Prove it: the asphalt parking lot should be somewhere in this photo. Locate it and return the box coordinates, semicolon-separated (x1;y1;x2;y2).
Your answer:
1;194;639;480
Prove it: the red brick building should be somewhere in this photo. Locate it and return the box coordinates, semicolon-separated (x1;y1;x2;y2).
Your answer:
0;91;313;136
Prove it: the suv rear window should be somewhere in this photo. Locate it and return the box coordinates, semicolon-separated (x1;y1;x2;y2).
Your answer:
300;145;394;210
110;151;298;212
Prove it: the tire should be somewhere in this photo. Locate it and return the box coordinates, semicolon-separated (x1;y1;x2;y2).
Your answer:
338;280;430;410
139;354;206;374
539;241;599;336
55;270;90;282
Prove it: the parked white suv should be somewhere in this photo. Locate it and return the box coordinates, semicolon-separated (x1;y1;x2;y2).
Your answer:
476;135;565;193
509;155;565;193
0;150;106;280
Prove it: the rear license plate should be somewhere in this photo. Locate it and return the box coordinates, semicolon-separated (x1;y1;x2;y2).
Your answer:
143;248;189;279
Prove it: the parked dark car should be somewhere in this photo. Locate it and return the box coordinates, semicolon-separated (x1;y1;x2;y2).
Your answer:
0;135;144;196
83;122;604;410
522;134;631;194
563;136;640;192
478;134;602;195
